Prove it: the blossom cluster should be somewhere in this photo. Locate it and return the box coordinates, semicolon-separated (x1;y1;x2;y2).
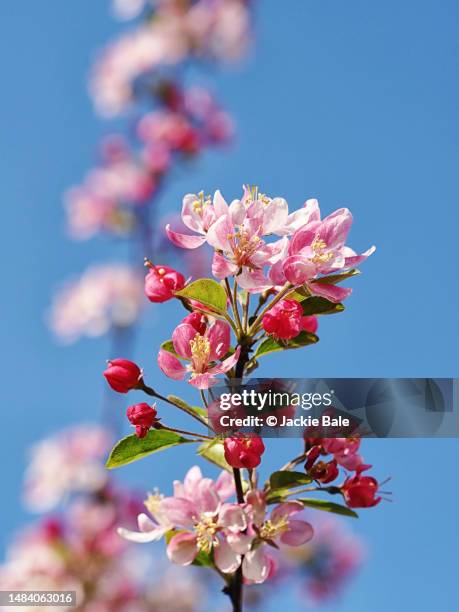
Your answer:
92;0;252;116
66;85;233;240
119;466;313;584
100;184;380;607
3;437;203;611
166;187;375;297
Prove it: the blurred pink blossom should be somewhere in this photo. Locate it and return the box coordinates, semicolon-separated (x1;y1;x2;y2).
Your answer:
49;264;143;343
23;427;111;512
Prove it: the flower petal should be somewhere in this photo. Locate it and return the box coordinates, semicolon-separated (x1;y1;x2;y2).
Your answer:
188;372;216;389
160;497;196;527
167;532;198;566
214;537;241;574
213;190;229;217
209;346;241;375
309;282;352;303
319;208;353;249
342;245;376;268
262;197;289;234
166;224;207;249
183;466;203;495
182;193;205;233
195;478;220;515
279;519;314;546
117;524;164;543
219;504;247;532
215;470;234;500
172;323;197;359
226;532;253;555
283;255;317;285
157;349;187;381
206;214;233;252
242;547;270;583
212;252;239;279
206;319;230;361
271;501;304;523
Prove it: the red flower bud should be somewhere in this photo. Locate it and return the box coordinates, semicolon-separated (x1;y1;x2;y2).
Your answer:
103;359;142;393
341;472;381;508
308;458;339;484
301;315;318;334
181;311;207;335
262;299;304;340
144;265;186;303
224;435;265;469
126;402;158;438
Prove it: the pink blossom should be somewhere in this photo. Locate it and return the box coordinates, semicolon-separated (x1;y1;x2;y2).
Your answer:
165;190;228;249
49;264;144;343
23;427;111;512
118;465;237;563
218;493;314;584
270;201;375;302
91;1;252;117
157;317;240;388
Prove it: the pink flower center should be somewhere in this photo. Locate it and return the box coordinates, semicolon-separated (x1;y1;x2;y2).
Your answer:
311;236;334;264
190;334;211;373
227;228;262;266
194;515;219;553
259;516;289;540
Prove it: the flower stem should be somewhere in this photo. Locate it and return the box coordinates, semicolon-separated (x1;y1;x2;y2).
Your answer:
158;424;212;440
139;382;208;428
225;278;243;337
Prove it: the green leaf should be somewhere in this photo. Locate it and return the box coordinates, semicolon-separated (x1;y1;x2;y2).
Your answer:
313;269;360;285
301;296;345;316
160;340;180;357
254;331;318;358
298;498;358;518
175;279;227;315
198;440;232;472
269;470;313;490
167;394;208;423
106;429;194;469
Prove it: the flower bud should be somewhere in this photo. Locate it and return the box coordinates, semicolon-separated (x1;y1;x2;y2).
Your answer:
224;435;265;469
341;470;381;508
301;315;318;334
262;299;303;340
308;459;339;484
126;402;158;438
103;358;142;393
144;265;186;303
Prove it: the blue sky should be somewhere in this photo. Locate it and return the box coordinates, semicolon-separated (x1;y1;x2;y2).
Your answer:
1;1;458;610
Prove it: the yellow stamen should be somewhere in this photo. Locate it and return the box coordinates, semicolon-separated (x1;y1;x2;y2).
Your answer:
190;334;211;373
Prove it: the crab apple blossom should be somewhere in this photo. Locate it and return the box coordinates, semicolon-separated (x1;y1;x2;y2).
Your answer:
341;468;382;508
308;459;339;484
262;300;319;340
157;318;240;388
218;494;314;584
144;263;186;302
118;466;238;563
269;201;375;302
126;402;158;438
224;435;265;469
104;358;142;393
